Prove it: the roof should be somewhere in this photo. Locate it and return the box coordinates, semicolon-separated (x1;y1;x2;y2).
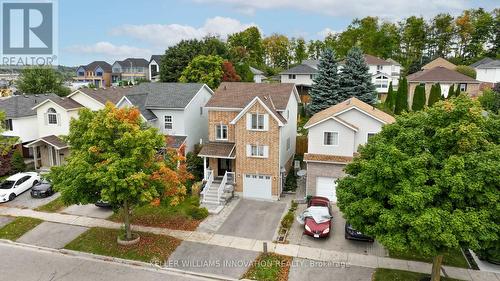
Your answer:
206;82;296;110
0;94;59;118
122;93;157;121
407;66;480;83
39;96;83;110
363;54;392;65
421;58;456;70
77;87;129;105
26;135;68;149
305;97;395;128
303;153;353;164
475;60;500;69
82;61;112;72
115;58;149;68
280;60;319;74
386;58;401;66
150;55;163;64
198;142;236;158
165;135;187;149
470;57;494;68
250;66;264;75
129;83;207;109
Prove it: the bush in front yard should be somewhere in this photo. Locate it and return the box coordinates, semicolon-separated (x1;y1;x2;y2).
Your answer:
284;171;297;192
10;150;26;173
281;211;294;229
187;206;209;220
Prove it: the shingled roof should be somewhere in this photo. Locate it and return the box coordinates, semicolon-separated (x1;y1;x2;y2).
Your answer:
0;94;59;118
280;60;319;75
83;61;112;72
407;66;480;83
129;83;207;109
115;58;149;68
78;87;130;105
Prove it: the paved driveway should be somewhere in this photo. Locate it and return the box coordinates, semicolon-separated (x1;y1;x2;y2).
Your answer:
0;190;60;209
166;241;259;279
288;204;387;257
216;199;286;240
62;204;113;219
288;257;374;281
0;216;13;228
17;221;88;249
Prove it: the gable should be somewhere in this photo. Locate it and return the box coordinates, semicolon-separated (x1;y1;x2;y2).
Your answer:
230;97;284;126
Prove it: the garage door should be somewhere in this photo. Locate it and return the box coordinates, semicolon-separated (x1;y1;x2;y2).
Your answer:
316;177;337;203
243;174;272;200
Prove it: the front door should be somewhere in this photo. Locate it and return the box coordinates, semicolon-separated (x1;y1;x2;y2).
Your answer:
217;159;231;176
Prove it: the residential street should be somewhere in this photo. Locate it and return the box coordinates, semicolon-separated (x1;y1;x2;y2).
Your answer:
0;242;227;281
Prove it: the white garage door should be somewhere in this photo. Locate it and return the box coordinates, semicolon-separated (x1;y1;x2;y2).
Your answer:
243;174;272;200
316;177;337;203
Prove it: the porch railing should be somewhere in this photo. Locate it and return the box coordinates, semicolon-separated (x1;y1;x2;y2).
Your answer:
217;171;235;203
201;169;213;203
226;172;235;185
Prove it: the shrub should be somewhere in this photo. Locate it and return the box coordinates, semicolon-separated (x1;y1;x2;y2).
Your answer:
455;65;477;79
478;89;500;114
10;150;25;173
281;211;294;229
187;206;209;220
186;145;204;182
284;171;297;192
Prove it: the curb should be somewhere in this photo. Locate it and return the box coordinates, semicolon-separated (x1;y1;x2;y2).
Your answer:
0;239;237;281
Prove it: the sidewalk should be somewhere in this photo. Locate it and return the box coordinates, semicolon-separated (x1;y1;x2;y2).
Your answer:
1;206;498;281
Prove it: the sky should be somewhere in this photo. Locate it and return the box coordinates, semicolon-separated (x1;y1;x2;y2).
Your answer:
59;0;497;66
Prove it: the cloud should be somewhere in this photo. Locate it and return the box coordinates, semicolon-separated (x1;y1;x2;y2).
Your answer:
192;0;488;19
65;42;152;60
318;28;339;38
110;16;258;47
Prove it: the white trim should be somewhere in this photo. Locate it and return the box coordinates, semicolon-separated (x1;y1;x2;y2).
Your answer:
25;138;69;150
31;99;77;112
304;116;358;131
215;124;228;141
205;107;242;111
230;97;284;126
323;131;339;146
184;84;214;110
366;132;377;143
197;154;236;159
67;90;105;107
334;107;388;124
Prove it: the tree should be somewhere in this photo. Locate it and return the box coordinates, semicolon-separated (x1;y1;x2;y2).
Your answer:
179;55;224;89
455;84;462;97
10;150;26;173
49;104;186;241
428;83;442;107
227;27;264;66
455;65;477;78
186;145;204;182
309;48;341;114
394;78;408;114
478;88;500;114
412;84;426;111
0;111;18;155
17;67;70;96
221;61;241;82
234;63;254;82
447;84;455;99
306;40;325;60
384;81;395;112
339;47;377;105
428;13;455;58
263;34;291;69
294;38;308;63
399;16;427;73
337;95;499;281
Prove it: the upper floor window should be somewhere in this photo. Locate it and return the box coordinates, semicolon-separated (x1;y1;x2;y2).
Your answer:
286;137;291;151
4;119;13;131
215;124;228;140
96;71;103;76
47;108;58;125
247;144;268;158
377;65;383;71
323;131;339;146
250;113;265;130
77;71;84;76
164;115;173;130
288;74;296;79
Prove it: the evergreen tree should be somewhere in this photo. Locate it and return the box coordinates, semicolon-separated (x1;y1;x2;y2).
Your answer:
309;48;341;114
384;81;395;112
455;84;462;97
447;84;455;99
412;84;426;111
394;77;408;114
339;47;377;104
428;83;442;107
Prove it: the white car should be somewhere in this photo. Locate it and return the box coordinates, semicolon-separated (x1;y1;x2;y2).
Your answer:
0;172;40;203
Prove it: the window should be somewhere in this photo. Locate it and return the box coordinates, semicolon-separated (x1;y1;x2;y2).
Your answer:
323;132;339;146
251;113;265;130
250;145;265;157
367;133;376;141
288;74;296;79
164;115;173;130
4;119;13;131
96;71;103;76
200;106;203;115
47;108;58;125
377;65;383;71
286;137;291;151
215;124;228;140
375;75;389;89
459;83;467;92
77;71;84;76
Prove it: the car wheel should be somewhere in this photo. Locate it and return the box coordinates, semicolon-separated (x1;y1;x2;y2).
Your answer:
32;180;39;187
8;193;15;201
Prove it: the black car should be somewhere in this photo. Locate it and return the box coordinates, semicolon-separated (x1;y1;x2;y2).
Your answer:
30;179;54;198
95;200;112;208
345;223;374;242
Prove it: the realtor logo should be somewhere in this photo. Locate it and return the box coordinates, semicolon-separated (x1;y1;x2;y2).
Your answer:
1;0;58;67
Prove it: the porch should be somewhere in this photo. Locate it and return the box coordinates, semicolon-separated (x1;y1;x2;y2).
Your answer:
25;135;70;171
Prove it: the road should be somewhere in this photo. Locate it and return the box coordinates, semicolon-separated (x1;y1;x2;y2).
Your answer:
0;242;230;281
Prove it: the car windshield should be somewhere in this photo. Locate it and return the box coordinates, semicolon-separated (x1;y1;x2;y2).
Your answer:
0;180;15;189
40;179;50;184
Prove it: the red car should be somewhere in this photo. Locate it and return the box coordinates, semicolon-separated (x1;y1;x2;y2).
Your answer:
303;197;333;238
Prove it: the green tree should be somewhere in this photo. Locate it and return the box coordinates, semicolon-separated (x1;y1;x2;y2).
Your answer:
227;27;264;66
447;84;455;99
339;47;377;105
186;145;204;182
394;78;408;114
428;13;455;58
179;55;224;89
337;95;499;281
17;67;70;96
478;88;500;114
294;38;308;63
455;65;477;78
263;34;291;69
49;104;184;241
309;48;341;114
455;85;462;97
384;81;395;112
10;150;26;173
234;63;254;82
412;84;426;111
306;40;325;60
0;112;17;155
428;84;442;107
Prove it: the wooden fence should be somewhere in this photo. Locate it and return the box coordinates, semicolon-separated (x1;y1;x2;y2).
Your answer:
295;135;308;155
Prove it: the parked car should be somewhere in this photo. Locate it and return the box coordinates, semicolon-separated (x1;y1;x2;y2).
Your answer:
0;172;40;202
30;179;54;198
95;200;112;209
344;222;374;242
298;196;333;238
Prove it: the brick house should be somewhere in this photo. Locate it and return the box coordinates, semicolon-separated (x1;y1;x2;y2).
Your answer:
303;97;395;202
198;82;299;202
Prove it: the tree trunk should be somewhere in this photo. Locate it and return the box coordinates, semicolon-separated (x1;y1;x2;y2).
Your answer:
123;200;132;240
430;254;443;281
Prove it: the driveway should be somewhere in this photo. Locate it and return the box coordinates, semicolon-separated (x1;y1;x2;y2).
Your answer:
0;216;13;228
62;204;113;219
17;221;88;249
0;190;60;209
288;257;374;281
216;199;286;240
288;204;387;257
166;241;259;279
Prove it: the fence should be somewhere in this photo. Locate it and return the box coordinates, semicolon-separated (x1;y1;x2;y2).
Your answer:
295;135;308;155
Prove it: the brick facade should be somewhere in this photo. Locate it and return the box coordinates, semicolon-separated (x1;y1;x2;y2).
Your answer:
208;110;238;142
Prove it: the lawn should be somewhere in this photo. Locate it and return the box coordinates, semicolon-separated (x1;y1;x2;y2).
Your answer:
389;248;469;268
243;253;292;281
0;217;43;240
34;196;67;213
109;196;207;231
64;227;181;263
373;268;465;281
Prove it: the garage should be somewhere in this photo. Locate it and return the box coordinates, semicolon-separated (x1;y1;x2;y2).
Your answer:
243;174;272;200
316;177;337;203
